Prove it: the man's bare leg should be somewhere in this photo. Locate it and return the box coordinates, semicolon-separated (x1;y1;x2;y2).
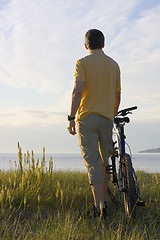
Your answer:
91;181;108;207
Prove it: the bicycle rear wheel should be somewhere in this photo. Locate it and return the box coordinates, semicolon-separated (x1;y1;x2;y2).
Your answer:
122;153;137;219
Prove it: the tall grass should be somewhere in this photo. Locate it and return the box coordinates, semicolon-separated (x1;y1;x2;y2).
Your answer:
0;143;160;239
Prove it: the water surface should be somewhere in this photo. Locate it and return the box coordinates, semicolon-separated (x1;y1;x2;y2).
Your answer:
0;153;160;173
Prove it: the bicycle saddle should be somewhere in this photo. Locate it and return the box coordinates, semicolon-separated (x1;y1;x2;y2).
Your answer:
114;117;130;125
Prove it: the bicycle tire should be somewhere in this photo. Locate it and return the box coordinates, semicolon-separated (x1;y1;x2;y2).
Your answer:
122;153;137;219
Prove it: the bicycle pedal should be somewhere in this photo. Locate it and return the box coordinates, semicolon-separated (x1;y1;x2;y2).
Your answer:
137;200;146;207
106;165;113;173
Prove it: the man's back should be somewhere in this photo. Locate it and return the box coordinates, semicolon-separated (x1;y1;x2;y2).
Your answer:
74;49;121;121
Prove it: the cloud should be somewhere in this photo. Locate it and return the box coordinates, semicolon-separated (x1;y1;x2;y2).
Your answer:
1;0;160;154
136;94;160;103
0;0;159;94
107;4;160;113
0;108;67;127
0;0;81;93
130;104;160;123
0;0;160;118
108;3;160;56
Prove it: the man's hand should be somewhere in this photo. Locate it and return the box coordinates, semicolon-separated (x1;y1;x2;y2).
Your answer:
67;120;76;135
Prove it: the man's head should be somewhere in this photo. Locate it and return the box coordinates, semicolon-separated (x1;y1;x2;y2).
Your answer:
85;29;105;50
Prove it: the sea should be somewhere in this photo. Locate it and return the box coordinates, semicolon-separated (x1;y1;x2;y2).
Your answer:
0;152;160;173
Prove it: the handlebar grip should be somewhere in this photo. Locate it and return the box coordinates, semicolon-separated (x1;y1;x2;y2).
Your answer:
127;106;138;111
118;106;137;116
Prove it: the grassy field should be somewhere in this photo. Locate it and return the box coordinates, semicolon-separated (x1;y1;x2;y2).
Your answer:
0;144;160;239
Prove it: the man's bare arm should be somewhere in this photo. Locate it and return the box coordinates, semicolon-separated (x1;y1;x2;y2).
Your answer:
114;91;121;116
69;81;84;117
67;81;85;135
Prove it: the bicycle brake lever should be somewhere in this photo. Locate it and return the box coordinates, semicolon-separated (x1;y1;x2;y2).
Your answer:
123;111;132;116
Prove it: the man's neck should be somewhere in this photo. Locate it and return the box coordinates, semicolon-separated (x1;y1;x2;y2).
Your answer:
89;48;103;54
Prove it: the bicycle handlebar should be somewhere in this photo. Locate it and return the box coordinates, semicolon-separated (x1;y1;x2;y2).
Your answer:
117;106;137;116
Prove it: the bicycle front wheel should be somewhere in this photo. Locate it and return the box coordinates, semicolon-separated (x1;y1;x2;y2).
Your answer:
122;153;137;219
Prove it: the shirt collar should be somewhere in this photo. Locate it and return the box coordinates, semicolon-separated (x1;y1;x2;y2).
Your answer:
89;49;104;55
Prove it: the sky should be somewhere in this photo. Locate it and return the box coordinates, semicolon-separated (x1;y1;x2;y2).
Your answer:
0;0;160;154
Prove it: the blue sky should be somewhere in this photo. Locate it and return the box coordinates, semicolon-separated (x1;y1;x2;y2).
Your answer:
0;0;160;153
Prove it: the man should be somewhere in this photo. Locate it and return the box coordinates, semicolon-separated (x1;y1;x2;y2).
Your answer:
67;29;121;217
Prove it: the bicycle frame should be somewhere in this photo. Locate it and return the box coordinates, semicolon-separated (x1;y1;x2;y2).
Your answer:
114;116;141;198
106;106;145;210
115;122;126;192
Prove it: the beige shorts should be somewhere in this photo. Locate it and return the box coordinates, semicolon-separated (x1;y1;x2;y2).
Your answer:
77;113;112;185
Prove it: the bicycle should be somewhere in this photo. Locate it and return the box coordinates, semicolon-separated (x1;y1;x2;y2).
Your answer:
106;106;145;219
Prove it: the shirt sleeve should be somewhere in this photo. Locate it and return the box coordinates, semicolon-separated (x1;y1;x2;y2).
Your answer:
74;59;86;82
115;64;121;92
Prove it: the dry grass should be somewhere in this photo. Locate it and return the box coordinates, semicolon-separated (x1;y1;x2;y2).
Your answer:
0;143;160;239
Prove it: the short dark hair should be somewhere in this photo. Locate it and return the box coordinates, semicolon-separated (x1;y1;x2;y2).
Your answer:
85;29;105;50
